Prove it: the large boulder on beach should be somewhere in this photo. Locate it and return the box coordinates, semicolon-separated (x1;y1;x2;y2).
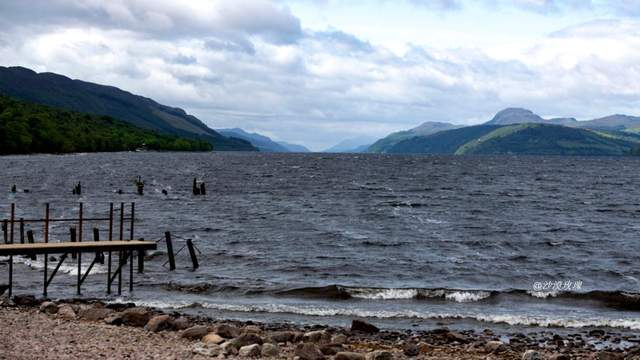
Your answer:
181;326;211;339
336;352;366;360
269;330;298;343
351;319;379;334
366;350;393;360
295;342;325;360
79;307;114;322
39;301;58;314
261;343;280;357
12;295;37;306
144;314;172;332
215;324;241;338
121;307;151;327
485;340;506;353
172;317;191;330
303;330;331;343
239;344;262;357
228;333;263;350
332;334;348;345
202;333;225;345
57;304;77;320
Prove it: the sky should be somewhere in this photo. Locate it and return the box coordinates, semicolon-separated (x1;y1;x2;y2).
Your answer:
0;1;639;150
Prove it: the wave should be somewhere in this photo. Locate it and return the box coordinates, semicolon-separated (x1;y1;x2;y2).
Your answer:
110;298;640;331
3;255;108;276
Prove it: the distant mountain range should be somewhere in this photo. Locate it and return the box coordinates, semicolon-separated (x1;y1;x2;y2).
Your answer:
217;128;309;152
323;136;376;153
367;108;640;156
0;66;256;151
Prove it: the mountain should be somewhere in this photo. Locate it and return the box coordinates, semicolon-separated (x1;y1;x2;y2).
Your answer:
387;123;640;156
485;108;545;125
0;96;212;154
278;142;311;153
0;66;256;151
367;121;460;153
324;136;375;153
484;108;640;131
217;128;309;152
575;115;640;131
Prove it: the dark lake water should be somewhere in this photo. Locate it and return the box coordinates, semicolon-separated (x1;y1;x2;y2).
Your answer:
1;152;639;332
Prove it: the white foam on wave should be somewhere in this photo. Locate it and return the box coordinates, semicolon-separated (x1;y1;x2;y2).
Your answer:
350;288;418;300
527;291;560;299
444;291;491;302
108;298;640;331
9;255;108;276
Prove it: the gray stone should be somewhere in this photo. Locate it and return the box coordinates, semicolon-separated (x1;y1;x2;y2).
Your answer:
351;319;379;334
79;307;114;322
295;342;324;360
242;325;262;334
144;314;172;332
261;343;280;357
366;350;393;360
331;334;348;345
485;340;506;353
522;349;545;360
215;323;241;338
172;317;191;330
335;352;366;360
57;304;76;320
104;312;124;326
192;342;221;357
12;294;37;306
596;352;624;360
303;330;330;343
39;301;58;314
228;333;263;349
221;341;239;356
270;330;297;343
181;325;211;339
239;344;262;357
202;332;225;345
121;307;151;327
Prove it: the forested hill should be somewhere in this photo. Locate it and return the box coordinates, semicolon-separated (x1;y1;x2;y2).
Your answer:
0;96;213;154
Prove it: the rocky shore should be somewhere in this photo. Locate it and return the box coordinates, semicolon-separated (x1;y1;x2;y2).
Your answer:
1;295;639;359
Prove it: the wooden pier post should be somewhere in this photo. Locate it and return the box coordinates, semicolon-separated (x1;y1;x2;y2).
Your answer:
77;203;83;295
27;230;35;260
107;203;113;294
19;218;24;244
118;203;124;295
43;203;49;297
93;228;104;264
186;239;199;270
70;227;77;259
2;219;7;244
165;231;176;271
8;204;14;298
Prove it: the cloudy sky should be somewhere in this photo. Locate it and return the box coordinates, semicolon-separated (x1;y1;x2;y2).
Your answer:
1;0;639;150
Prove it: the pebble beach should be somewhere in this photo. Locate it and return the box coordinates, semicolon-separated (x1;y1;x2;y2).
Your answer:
1;295;639;359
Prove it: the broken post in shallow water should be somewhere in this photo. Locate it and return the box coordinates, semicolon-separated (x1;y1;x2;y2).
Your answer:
186;239;199;270
192;178;200;195
11;185;16;193
199;182;206;195
135;176;144;195
165;231;176;271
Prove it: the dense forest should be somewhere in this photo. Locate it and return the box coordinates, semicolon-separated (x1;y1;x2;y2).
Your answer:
0;96;212;154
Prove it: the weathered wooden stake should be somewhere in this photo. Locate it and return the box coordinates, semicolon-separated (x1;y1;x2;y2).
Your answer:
93;228;104;264
43;203;49;297
165;231;176;271
186;239;199;270
27;230;35;260
107;203;113;294
200;182;206;195
19;218;24;244
2;219;7;244
70;227;77;259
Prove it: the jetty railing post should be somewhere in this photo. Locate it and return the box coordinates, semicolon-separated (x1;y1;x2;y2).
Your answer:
118;203;124;295
2;219;7;244
129;249;133;292
19;218;24;244
107;203;113;294
165;231;176;271
186;239;199;270
93;228;104;264
70;228;77;259
8;203;14;298
43;203;49;297
77;203;83;295
129;202;134;290
27;230;36;260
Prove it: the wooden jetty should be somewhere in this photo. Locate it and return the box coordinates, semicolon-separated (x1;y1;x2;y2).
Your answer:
1;202;157;298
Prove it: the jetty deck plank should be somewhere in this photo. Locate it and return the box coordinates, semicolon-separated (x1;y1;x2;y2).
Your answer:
0;240;156;256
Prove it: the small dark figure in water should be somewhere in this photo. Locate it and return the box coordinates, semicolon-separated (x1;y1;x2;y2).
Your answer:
134;176;145;195
192;178;200;195
162;189;168;196
199;182;206;195
117;189;123;194
72;182;82;195
11;185;16;193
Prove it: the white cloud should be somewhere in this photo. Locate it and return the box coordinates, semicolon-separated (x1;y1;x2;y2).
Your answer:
0;1;639;150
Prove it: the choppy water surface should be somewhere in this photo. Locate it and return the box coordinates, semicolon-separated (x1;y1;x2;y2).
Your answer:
1;152;639;333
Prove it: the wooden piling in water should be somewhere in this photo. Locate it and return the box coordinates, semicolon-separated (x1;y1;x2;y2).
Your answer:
165;231;176;271
2;219;7;244
77;203;83;295
8;204;14;298
107;203;113;294
70;227;77;259
186;239;199;270
19;219;24;244
27;230;35;260
93;228;104;264
43;203;49;297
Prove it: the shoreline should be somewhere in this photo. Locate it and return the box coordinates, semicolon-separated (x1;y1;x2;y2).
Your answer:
1;295;638;359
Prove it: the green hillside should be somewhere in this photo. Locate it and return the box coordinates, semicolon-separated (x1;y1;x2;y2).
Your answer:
0;96;212;154
457;124;638;156
0;66;256;151
368;121;458;153
387;125;501;154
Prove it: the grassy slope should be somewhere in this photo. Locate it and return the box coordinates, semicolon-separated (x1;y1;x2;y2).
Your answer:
0;96;213;154
457;124;639;156
387;125;502;154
